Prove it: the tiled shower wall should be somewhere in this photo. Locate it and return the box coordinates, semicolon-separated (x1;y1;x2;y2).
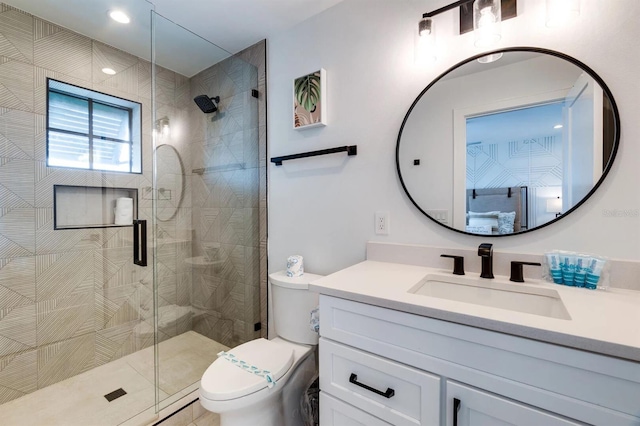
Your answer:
0;4;273;405
0;3;159;404
187;40;267;347
0;2;187;404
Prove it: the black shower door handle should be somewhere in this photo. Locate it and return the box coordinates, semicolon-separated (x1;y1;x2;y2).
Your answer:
133;219;147;267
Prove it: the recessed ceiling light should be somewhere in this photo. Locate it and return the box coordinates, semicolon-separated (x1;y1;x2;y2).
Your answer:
554;124;563;129
109;10;130;24
102;68;117;75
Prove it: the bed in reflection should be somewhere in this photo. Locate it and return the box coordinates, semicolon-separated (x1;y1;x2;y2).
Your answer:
465;186;528;235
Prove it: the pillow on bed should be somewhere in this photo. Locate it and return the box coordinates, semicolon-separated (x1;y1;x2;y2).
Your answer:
498;211;516;234
468;211;499;230
468;211;500;218
468;216;499;229
466;225;493;235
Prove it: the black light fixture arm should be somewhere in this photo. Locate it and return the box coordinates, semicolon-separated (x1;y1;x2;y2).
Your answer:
423;0;473;18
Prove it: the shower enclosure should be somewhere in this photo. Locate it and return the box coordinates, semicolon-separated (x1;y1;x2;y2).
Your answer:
0;0;267;423
151;9;266;415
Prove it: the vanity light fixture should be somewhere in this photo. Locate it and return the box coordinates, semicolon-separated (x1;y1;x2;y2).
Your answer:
101;67;116;75
546;0;580;28
109;10;130;24
419;0;515;63
417;17;437;63
418;17;433;37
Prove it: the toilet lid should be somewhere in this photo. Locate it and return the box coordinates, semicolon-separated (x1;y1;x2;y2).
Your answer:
200;338;294;401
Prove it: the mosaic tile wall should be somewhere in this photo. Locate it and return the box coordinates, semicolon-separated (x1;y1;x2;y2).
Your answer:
0;2;267;404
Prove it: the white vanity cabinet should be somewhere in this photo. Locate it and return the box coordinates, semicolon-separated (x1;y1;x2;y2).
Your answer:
319;337;440;426
319;393;392;426
446;382;581;426
318;295;640;426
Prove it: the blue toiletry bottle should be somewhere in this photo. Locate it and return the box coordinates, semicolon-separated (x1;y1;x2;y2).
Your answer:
574;258;587;288
562;256;576;286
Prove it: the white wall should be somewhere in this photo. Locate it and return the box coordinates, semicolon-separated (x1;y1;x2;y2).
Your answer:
267;0;640;276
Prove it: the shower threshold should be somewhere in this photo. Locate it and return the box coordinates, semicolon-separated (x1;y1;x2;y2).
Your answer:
0;331;227;426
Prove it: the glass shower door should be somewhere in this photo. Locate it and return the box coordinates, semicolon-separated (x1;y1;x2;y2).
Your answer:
151;11;263;413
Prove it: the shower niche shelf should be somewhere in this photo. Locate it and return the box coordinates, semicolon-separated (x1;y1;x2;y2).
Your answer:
54;185;138;230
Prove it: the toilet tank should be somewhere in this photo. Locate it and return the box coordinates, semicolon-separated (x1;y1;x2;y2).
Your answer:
269;271;323;345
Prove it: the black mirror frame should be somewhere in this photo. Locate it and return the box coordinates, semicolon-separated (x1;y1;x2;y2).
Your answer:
396;46;620;237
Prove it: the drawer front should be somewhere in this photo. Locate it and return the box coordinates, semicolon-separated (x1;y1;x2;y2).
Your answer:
320;338;440;426
320;295;640;425
446;381;583;426
319;392;391;426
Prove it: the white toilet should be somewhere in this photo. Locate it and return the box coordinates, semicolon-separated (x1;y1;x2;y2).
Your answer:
199;271;322;426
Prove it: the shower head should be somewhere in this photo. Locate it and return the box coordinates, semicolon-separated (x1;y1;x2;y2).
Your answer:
193;95;220;113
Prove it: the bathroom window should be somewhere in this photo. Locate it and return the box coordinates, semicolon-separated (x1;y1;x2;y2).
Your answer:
46;79;142;173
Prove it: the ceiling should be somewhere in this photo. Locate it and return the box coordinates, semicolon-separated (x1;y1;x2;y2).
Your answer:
467;102;565;145
5;0;344;77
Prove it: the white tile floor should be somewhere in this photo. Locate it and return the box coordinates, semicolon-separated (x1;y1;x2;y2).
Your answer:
0;331;227;426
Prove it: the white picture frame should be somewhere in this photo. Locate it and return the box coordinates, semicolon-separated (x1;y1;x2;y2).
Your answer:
293;68;326;129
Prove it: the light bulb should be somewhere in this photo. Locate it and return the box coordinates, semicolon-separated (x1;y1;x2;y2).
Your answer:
473;0;501;48
415;18;436;64
479;7;497;26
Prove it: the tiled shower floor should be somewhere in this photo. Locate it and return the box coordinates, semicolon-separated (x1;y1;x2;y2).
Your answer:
0;331;227;426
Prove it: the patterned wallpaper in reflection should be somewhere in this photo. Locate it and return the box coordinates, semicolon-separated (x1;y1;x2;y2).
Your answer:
467;136;562;189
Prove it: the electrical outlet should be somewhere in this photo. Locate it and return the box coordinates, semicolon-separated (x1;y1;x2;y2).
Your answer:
375;211;389;235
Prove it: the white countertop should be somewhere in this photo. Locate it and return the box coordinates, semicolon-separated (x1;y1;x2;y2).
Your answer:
309;260;640;362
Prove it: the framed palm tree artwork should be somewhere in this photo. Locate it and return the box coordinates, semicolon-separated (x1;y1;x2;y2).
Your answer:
293;68;326;129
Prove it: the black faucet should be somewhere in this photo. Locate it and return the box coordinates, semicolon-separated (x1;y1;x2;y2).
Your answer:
510;261;542;282
478;243;494;279
441;254;465;275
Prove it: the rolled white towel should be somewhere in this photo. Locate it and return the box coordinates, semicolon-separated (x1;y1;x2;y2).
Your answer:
114;197;133;225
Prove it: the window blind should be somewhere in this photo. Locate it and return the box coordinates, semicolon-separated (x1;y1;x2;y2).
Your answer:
47;81;136;173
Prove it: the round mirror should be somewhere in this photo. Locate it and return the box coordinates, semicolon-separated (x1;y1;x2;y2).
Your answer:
155;144;185;222
397;47;619;236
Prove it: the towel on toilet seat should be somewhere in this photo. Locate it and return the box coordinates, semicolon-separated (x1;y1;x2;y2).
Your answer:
217;351;277;388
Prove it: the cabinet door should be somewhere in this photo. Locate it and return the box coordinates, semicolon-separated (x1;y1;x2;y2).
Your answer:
320;338;440;426
320;392;391;426
446;381;583;426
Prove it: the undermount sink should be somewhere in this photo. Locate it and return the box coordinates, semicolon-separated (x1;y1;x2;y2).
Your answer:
408;273;571;320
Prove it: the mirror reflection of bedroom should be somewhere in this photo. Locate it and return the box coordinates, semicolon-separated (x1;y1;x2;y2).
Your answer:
464;76;614;235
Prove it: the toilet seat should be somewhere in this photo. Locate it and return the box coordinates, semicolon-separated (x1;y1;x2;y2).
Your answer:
200;338;294;401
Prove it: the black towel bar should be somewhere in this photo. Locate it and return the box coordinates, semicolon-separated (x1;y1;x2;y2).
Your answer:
270;145;357;166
